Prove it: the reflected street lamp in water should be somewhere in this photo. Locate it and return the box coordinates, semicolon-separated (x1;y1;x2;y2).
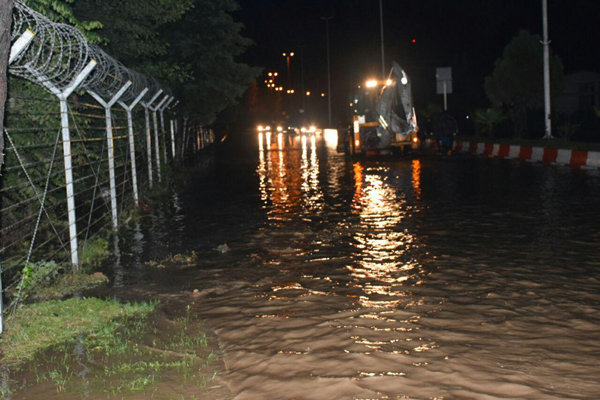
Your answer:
282;51;294;87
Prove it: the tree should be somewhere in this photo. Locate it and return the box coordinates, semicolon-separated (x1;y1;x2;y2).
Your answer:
1;0;15;174
484;30;564;137
473;107;507;137
73;0;259;125
23;0;103;43
162;0;260;123
72;0;194;65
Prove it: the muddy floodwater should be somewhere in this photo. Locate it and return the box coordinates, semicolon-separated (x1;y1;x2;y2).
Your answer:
10;135;600;399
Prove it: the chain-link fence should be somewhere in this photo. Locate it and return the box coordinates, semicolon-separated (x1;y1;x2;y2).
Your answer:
0;0;214;333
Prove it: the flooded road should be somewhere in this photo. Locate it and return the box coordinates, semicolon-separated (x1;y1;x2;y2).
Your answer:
135;134;599;399
12;133;600;399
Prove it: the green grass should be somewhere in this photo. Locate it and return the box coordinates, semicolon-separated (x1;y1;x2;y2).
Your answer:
0;297;156;365
80;237;111;268
1;298;224;399
30;272;109;301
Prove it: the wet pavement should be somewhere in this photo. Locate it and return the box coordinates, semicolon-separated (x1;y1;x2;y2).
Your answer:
9;133;600;399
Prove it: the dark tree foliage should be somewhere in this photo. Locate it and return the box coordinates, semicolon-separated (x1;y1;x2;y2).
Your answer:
162;0;261;123
23;0;103;42
484;30;565;137
72;0;193;63
73;0;259;124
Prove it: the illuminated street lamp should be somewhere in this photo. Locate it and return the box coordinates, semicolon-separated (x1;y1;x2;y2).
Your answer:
365;79;378;88
305;91;311;96
282;51;295;87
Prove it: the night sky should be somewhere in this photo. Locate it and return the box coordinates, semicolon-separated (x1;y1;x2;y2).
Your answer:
235;0;600;125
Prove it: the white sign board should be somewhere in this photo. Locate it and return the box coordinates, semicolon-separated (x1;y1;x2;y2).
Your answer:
436;67;453;94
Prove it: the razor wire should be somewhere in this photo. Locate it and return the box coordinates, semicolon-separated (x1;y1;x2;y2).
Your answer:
0;0;199;331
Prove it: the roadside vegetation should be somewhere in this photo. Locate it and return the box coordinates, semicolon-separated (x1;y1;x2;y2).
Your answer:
0;297;155;365
0;298;224;398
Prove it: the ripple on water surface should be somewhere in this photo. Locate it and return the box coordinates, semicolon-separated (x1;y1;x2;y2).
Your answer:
181;145;600;399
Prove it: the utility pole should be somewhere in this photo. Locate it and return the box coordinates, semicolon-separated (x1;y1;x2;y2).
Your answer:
379;0;385;80
300;45;306;111
542;0;552;139
321;15;333;127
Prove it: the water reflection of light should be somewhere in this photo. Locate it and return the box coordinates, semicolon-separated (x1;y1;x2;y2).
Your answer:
305;135;323;212
345;165;431;365
301;135;307;157
411;159;421;200
255;131;326;220
258;132;264;151
258;147;267;202
348;169;421;305
266;131;271;148
353;162;363;204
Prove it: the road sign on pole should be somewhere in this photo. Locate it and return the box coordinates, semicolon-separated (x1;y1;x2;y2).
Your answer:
436;67;452;111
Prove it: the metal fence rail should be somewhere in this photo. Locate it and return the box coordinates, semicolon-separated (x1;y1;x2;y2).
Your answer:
0;0;214;334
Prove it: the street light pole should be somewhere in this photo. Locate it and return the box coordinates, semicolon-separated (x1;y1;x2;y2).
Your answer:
283;51;294;88
379;0;385;80
542;0;552;139
321;15;333;127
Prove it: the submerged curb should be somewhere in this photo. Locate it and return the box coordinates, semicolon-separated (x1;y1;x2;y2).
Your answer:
452;140;600;169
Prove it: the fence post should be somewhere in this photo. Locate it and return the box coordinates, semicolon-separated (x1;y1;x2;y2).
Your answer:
118;87;148;207
181;117;188;159
8;29;34;64
57;60;97;269
159;96;174;162
88;80;132;230
170;120;176;160
141;89;162;188
151;94;169;181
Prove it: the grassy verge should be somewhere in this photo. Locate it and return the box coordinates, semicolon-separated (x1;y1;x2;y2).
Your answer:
30;272;109;301
0;297;155;365
1;299;226;399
